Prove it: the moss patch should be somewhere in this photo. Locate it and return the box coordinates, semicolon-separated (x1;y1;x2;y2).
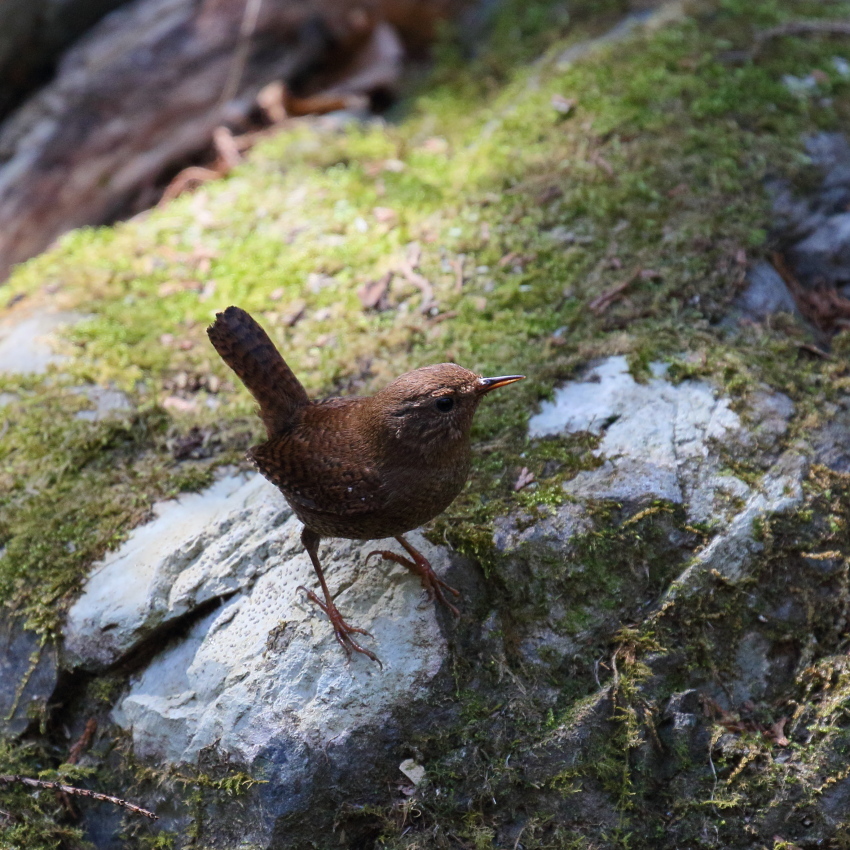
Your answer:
4;0;850;845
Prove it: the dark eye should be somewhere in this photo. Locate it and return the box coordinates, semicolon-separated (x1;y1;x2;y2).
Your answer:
435;397;454;413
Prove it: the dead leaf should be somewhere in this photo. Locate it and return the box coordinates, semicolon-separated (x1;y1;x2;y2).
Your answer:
450;255;465;292
257;80;287;123
421;137;448;154
514;467;535;491
590;153;614;177
398;243;436;314
535;185;563;205
551;94;576;115
589;277;634;315
280;299;307;327
763;717;789;747
358;272;392;311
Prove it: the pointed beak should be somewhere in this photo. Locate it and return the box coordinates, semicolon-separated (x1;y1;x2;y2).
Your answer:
476;375;525;395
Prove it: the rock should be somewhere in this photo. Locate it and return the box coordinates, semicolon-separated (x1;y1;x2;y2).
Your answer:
789;212;850;288
520;356;805;601
0;617;58;736
528;356;747;514
72;385;132;421
770;131;850;292
812;398;850;472
0;308;84;374
63;468;452;842
734;260;800;322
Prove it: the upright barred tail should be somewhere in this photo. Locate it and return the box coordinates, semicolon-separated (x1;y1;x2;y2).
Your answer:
207;306;309;437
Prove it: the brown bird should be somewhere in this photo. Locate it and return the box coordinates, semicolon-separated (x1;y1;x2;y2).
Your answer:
207;306;523;664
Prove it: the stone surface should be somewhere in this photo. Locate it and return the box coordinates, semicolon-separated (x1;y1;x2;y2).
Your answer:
0;309;83;374
529;356;747;515
0;617;58;737
65;469;450;770
734;260;801;322
523;356;804;593
771;131;850;292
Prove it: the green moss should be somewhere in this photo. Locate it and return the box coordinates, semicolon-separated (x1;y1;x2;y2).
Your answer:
5;0;850;845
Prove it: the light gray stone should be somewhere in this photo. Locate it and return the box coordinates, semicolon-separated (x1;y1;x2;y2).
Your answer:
528;356;745;514
64;469;451;768
0;310;84;374
525;356;805;598
72;385;132;421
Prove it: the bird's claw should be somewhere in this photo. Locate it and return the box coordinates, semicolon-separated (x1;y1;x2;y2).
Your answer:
297;585;382;667
367;548;462;618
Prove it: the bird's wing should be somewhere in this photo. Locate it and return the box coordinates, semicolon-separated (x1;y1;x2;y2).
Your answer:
249;413;386;519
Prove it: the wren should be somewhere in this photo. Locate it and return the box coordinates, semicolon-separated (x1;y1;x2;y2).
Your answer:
207;306;523;664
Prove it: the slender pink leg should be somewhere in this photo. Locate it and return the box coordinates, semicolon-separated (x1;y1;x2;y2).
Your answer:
368;535;461;618
298;527;381;666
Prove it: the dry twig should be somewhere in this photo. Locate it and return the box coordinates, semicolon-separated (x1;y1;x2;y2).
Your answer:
753;20;850;57
0;775;158;820
398;243;436;314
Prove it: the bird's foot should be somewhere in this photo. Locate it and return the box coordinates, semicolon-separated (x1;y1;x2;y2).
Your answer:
366;547;461;617
296;586;382;667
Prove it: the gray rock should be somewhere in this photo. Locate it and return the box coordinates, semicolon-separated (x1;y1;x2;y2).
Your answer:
0;309;84;374
64;468;451;794
0;618;58;736
528;356;746;515
789;212;850;288
734;261;800;321
71;385;132;421
525;356;805;602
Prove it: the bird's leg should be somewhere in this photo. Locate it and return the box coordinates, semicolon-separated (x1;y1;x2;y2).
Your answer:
367;535;461;617
297;527;381;666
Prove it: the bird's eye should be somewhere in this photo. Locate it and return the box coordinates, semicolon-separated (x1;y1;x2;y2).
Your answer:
435;397;454;412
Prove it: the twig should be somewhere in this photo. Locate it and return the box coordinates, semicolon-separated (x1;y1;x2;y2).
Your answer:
753;20;850;57
219;0;264;107
398;243;436;314
0;775;158;820
588;273;637;315
67;718;98;765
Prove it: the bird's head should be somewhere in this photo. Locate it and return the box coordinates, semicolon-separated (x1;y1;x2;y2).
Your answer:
369;363;524;459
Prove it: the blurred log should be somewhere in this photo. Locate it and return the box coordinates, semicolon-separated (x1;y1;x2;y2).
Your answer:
0;0;460;281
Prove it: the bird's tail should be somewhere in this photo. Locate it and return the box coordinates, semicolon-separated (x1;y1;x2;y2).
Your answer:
207;306;309;437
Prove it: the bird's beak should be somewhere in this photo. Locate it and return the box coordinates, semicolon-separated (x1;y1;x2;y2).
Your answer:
476;375;525;395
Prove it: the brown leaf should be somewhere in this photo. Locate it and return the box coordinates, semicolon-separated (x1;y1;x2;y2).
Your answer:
280;299;307;327
358;272;392;311
162;396;197;414
763;716;790;747
589;278;634;315
514;467;536;491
